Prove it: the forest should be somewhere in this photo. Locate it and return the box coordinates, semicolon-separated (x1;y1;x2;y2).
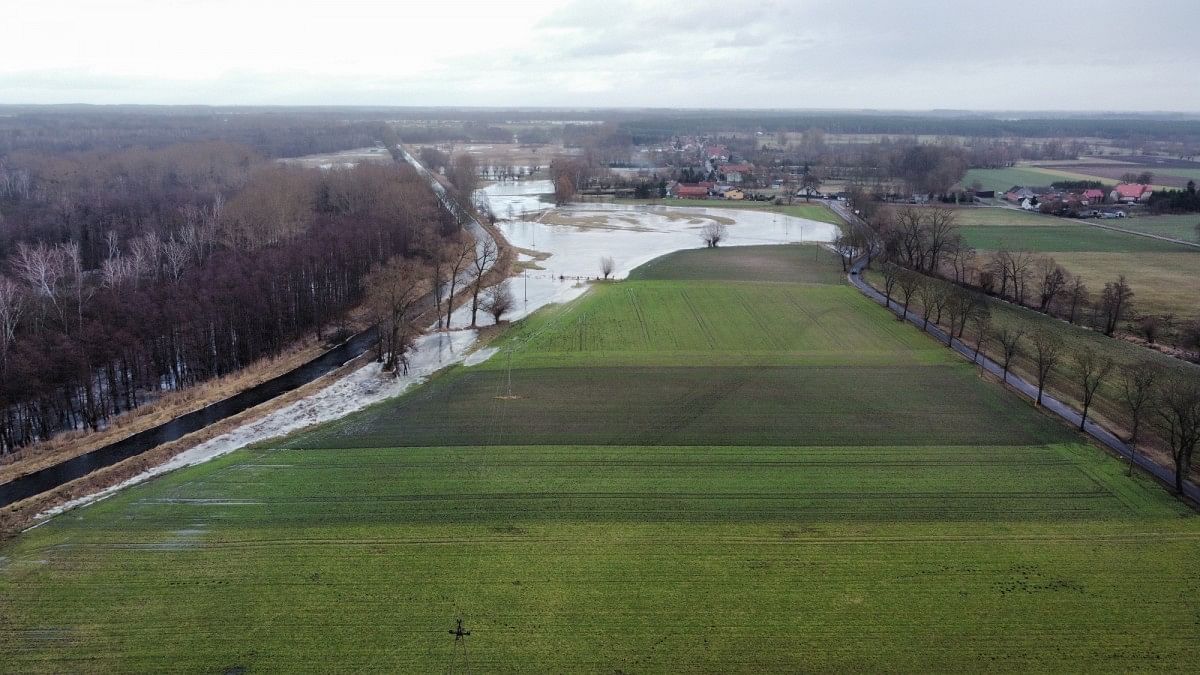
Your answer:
0;111;454;454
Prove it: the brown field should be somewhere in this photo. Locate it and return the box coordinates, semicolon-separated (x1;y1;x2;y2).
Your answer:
433;142;575;168
1050;251;1200;320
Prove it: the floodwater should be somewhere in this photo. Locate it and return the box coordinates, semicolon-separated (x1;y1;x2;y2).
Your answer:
452;181;840;331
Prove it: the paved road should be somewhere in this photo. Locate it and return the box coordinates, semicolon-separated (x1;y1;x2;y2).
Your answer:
845;254;1199;503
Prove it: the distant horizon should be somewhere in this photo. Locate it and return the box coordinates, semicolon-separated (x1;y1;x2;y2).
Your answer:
5;0;1198;111
2;103;1200;118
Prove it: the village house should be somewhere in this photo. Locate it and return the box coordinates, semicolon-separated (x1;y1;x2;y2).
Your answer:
1004;186;1038;202
673;183;711;199
1083;188;1107;204
719;162;754;184
1111;183;1153;203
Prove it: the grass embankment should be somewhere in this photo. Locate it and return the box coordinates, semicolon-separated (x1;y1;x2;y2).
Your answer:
3;245;1199;672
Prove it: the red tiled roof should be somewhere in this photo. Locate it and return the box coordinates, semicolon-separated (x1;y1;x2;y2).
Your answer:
1115;183;1150;198
1083;189;1105;200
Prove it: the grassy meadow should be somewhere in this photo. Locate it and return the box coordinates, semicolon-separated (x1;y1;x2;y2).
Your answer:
3;245;1198;672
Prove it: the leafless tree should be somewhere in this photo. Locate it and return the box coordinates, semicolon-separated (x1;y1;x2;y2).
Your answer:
1072;346;1114;431
923;207;959;272
700;222;728;248
600;256;615;280
1120;364;1158;448
916;279;946;331
1099;276;1134;336
11;242;65;329
365;257;429;375
443;233;474;330
878;261;900;309
163;238;189;282
969;305;992;364
1006;250;1035;305
1064;273;1088;325
1030;329;1063;406
1034;256;1067;313
0;275;23;367
895;269;922;320
1153;374;1200;494
993;326;1025;385
483;281;516;323
468;238;500;328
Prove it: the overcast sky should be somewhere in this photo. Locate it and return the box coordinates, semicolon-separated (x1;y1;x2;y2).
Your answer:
4;0;1199;111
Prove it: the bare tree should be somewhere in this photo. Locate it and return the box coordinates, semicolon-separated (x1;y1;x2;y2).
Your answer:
1030;329;1063;406
1153;374;1200;494
1034;256;1067;313
833;233;857;272
1006;250;1034;305
1064;273;1088;325
11;242;65;329
969;305;992;364
1119;364;1159;475
468;238;500;328
1119;364;1158;450
916;279;946;331
600;256;615;280
483;281;516;323
993;326;1025;385
799;172;822;201
365;257;429;375
1072;346;1113;431
878;261;900;309
895;269;922;321
923;207;959;272
1099;276;1134;336
443;233;474;330
0;275;23;367
163;238;189;282
700;222;728;248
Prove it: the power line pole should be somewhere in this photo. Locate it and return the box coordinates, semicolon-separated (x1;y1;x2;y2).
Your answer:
448;618;471;674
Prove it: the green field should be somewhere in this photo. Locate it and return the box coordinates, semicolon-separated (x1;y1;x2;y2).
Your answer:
962;167;1093;192
3;245;1199;672
1121;214;1200;241
960;224;1193;252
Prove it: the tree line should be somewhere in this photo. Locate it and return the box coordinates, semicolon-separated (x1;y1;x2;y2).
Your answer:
854;206;1200;492
0;148;456;455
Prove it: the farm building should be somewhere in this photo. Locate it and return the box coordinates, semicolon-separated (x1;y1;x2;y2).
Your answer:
674;183;711;199
1111;183;1153;203
1004;186;1039;202
1083;188;1106;203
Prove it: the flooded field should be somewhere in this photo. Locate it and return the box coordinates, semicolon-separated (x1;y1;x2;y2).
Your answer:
453;180;841;329
278;146;393;169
